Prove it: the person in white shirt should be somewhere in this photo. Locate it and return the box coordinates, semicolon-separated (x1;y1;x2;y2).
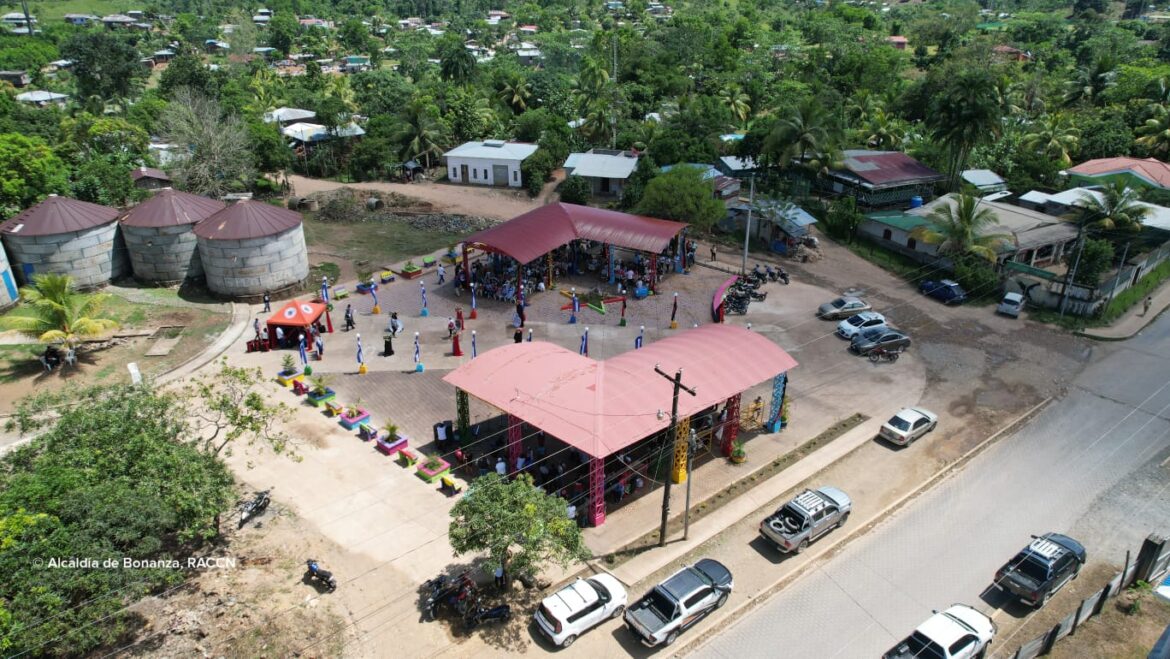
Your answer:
495;457;506;475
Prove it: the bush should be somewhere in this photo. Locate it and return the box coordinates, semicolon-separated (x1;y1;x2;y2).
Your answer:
521;148;556;197
559;175;592;205
953;256;1000;299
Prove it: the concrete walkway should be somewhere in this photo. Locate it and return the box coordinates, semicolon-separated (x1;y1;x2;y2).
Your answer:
1079;275;1170;340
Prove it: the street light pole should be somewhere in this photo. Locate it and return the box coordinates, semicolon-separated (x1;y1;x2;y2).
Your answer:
741;176;755;275
1060;222;1087;318
654;364;696;548
683;428;698;540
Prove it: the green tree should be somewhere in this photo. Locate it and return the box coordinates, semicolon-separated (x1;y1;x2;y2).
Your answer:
394;97;445;170
763;98;837;170
909;194;1011;263
1136;104;1170;158
0;274;118;346
635;166;726;234
1062;58;1117;107
60;31;144;104
720;85;751;126
559;175;592;204
267;12;299;57
1072;237;1114;286
1021;113;1080;166
247;119;293;173
823;197;864;243
70;153;143;208
438;35;476;84
927;70;1002;188
0;133;68;218
339;18;371;54
859;107;906;150
497;73;534;114
1076;180;1149;233
449;473;590;583
159;54;217;99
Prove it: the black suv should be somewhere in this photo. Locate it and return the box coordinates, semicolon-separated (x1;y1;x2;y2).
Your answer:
994;533;1087;608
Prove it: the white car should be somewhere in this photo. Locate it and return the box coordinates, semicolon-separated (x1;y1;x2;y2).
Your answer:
883;604;997;659
836;311;887;339
879;407;938;446
535;574;627;648
998;292;1024;318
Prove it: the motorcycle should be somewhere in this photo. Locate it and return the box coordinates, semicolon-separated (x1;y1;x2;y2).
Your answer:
770;266;790;285
464;603;512;631
868;347;902;363
423;572;476;621
750;265;769;285
725;298;750;315
748;289;768;302
238;489;272;528
304;559;338;592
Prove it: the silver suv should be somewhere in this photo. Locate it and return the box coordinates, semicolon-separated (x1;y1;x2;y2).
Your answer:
759;487;852;553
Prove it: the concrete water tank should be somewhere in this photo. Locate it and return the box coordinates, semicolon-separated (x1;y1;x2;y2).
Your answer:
194;199;309;299
0;195;127;289
120;189;225;284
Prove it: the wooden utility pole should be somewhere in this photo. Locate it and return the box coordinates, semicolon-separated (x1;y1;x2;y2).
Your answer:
655;364;696;547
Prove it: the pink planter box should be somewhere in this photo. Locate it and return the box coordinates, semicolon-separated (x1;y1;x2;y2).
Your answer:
416;457;451;483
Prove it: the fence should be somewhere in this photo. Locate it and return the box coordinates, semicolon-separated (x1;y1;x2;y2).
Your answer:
1096;242;1170;303
1005;534;1170;659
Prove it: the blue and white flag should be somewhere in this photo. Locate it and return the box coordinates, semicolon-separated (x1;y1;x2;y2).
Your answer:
635;326;644;350
420;285;428;310
321;277;330;303
470;284;477;311
299;336;308;364
527;329;533;342
579;328;589;356
356;334;364;365
413;333;421;364
471;331;477;358
315;336;323;355
572;294;580;314
371;287;378;308
518;285;525;307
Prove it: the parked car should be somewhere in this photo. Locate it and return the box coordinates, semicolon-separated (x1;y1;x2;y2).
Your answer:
836;311;887;339
994;533;1086;608
535;574;627;648
624;558;732;647
759;487;852;553
883;604;997;659
879;407;938;446
817;296;871;320
850;327;911;355
997;292;1024;318
919;279;968;305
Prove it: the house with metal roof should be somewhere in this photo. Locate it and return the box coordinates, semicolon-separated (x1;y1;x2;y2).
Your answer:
443;140;538;188
14;90;67;107
131;167;171;190
716;155;759;178
821;149;944;208
961;169;1008;195
562;149;641;198
263;107;317;125
1065;157;1170;191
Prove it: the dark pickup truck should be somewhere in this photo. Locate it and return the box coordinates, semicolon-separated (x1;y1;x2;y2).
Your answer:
624;558;732;647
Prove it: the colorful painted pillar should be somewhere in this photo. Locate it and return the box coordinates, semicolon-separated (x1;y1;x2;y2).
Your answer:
589;456;606;526
507;414;523;472
649;252;658;293
456;388;470;443
671;415;691;483
766;373;788;433
460;243;472;286
608;245;616;285
675;230;686;273
547;252;554;289
720;393;741;456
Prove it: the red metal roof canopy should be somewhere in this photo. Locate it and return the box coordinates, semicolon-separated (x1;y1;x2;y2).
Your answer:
443;324;797;459
0;195;119;237
266;299;325;328
120;188;226;228
463;202;688;265
194;199;302;241
841;150;944;187
131;167;171;182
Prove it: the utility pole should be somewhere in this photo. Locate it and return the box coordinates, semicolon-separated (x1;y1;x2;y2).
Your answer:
654;364;696;548
1060;216;1094;318
1107;241;1132;307
741;176;755;275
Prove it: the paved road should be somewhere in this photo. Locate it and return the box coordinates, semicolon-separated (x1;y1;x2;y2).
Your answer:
693;315;1170;659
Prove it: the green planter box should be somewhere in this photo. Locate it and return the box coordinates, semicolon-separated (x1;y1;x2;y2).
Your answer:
400;266;423;280
306;388;336;407
416;457;451;483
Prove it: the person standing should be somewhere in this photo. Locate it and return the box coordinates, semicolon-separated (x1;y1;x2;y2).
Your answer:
390;311;403;337
1145;296;1154;316
516;301;525;328
315;334;324;359
260;325;269;346
437;263;446;285
344;304;355;331
710;244;717;262
253;318;261;340
262;290;271;312
513;328;523;343
275;325;284;348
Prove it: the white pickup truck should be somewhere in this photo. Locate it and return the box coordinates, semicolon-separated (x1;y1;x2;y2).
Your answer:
883;604;997;659
623;559;733;647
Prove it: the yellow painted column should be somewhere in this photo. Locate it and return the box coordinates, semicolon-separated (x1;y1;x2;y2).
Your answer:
671;416;691;484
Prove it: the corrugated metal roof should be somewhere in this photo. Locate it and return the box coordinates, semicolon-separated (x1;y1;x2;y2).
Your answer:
443;324;798;458
262;107;317;123
193;200;302;240
961;169;1006;188
563;151;639;179
443;140;538;161
839;150;944;187
0;195;119;236
1068;157;1170;189
120;188;225;228
130;166;170;182
864;211;928;232
463;203;687;265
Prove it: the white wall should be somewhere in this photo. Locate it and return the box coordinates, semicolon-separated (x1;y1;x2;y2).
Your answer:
446;156;524;187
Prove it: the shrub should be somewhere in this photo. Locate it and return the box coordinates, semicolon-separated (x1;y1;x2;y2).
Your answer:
953;256;999;299
559;175;592;204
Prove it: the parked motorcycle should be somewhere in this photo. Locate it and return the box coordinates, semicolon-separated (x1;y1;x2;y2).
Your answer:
423;572;476;621
748;289;768;302
868;347;902;363
239;489;272;528
304;559;338;592
464;604;512;631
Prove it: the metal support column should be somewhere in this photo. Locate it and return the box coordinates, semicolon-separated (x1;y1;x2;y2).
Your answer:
721;393;741;456
506;413;523;472
608;244;615;285
766;373;787;433
649;252;658;293
460;243;471;286
547;252;554;289
455;388;470;443
588;456;606;526
671;416;691;483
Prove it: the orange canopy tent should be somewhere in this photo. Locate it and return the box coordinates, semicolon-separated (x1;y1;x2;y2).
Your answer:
266;299;326;348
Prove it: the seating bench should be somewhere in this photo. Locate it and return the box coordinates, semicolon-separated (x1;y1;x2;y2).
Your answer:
333;286;350;299
292;380;308;395
439;475;462;495
396;447;418;465
358;423;379;441
324;401;343;417
380;270;396;283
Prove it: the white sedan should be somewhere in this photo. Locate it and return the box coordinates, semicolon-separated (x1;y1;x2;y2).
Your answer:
879;407;938;446
534;573;627;648
836;311;887;339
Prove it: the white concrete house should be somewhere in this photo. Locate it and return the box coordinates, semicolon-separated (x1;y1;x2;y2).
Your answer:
444;140;538;188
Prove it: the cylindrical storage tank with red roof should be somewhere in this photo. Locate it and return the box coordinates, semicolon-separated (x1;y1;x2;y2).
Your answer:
0;240;17;309
0;195;127;289
120;189;225;284
194;199;309;298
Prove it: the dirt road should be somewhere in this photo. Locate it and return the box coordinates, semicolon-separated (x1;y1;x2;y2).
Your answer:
288;175;557;221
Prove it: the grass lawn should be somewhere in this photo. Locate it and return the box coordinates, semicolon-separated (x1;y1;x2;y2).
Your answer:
27;0;128;22
301;213;465;271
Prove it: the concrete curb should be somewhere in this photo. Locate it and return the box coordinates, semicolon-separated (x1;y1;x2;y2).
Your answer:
1077;305;1168;342
156;302;249;386
674;396;1055;658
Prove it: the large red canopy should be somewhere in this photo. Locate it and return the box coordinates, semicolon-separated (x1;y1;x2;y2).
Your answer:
266;299;325;328
443;324;797;458
462;202;689;265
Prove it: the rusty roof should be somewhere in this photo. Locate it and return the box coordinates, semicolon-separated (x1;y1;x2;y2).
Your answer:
0;194;119;237
120;188;225;228
193;200;302;240
130;166;170;182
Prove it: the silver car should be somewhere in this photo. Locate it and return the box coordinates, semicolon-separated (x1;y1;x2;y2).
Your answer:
998;292;1024;318
879;407;938;445
837;311;887;339
817;296;871;320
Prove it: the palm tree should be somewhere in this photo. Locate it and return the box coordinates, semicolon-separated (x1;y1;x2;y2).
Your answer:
927;71;1003;189
325;75;357;113
909;194;1012;263
0;274;118;347
764;98;836;169
1022;113;1080;166
579;96;615;146
1136;104;1170;158
394;98;444;170
439;40;476;84
1062;58;1117;107
1075;180;1148;233
576;56;609;97
720;85;752;126
860;107;906;150
496;74;533;114
1006;75;1048;117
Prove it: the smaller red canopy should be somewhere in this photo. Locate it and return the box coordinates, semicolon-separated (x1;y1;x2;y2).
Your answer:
267;299;325;328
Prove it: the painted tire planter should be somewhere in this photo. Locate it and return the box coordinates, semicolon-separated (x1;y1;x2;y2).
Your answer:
338;410;371;430
306;388;336;407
